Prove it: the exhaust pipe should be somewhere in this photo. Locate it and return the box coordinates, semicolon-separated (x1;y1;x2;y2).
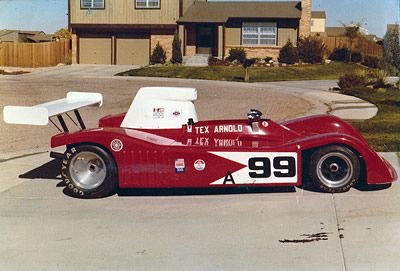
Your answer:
50;151;64;160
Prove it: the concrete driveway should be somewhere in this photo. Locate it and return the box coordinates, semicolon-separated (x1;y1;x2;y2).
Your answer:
0;151;399;271
0;65;399;270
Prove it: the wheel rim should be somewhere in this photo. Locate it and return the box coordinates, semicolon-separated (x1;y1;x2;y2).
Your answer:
316;152;353;188
69;151;106;190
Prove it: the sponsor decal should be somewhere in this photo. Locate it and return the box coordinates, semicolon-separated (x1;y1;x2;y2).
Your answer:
192;125;243;134
110;139;123;152
262;121;269;127
194;159;206;171
209;152;298;185
152;108;165;119
214;124;243;133
185;138;243;147
172;109;182;118
195;126;209;134
214;138;242;147
175;158;185;173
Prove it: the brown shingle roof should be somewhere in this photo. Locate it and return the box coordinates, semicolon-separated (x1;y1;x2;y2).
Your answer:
178;1;302;23
312;11;326;19
28;33;55;43
325;27;345;36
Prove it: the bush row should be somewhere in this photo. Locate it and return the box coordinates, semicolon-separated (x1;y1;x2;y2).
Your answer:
338;69;390;90
329;47;382;68
150;35;383;69
150;32;183;65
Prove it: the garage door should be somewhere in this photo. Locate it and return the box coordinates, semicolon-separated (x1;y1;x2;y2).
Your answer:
79;37;112;64
116;38;149;65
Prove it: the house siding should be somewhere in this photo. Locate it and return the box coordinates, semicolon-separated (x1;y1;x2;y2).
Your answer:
69;0;311;64
278;28;298;46
223;19;298;59
70;0;181;25
225;19;298;46
150;32;175;60
185;24;196;56
311;18;326;34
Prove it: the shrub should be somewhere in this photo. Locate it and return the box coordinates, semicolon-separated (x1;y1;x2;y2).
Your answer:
208;56;229;66
171;32;183;64
338;69;391;90
351;52;362;63
329;47;349;62
368;69;389;88
338;70;369;89
150;42;167;64
64;54;72;65
362;55;382;69
298;36;326;63
227;47;247;62
265;56;273;63
278;40;298;64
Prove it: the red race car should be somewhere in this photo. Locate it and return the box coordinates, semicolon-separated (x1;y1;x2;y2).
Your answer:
4;87;397;198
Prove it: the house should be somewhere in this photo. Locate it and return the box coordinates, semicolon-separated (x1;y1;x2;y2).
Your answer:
27;33;56;43
0;30;55;43
325;26;381;42
326;26;370;37
68;0;314;65
310;11;326;35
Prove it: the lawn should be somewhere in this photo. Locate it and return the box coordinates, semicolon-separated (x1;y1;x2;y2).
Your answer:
117;61;366;82
344;87;400;152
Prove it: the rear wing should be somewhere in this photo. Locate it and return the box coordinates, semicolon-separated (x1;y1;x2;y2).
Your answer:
3;92;102;131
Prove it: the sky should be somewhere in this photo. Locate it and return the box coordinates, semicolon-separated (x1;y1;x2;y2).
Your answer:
0;0;398;37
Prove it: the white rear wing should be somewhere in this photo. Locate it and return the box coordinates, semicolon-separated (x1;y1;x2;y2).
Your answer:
3;92;102;126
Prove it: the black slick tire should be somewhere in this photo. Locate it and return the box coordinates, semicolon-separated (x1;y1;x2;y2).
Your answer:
309;145;360;193
61;145;118;199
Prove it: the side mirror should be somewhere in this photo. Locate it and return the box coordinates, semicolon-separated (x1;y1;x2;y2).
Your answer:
247;109;263;122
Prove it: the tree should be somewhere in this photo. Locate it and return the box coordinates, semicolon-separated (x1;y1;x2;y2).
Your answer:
298;35;326;63
278;39;299;64
340;21;363;64
383;24;400;76
54;28;72;40
150;42;167;64
171;31;183;64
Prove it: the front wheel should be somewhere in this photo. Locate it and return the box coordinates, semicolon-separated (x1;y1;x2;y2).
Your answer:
308;145;360;193
61;145;118;199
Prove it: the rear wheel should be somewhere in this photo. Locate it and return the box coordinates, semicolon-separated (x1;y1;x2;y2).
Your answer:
61;145;118;198
309;145;360;193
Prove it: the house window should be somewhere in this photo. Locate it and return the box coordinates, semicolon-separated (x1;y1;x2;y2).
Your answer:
242;22;277;46
136;0;160;8
81;0;105;9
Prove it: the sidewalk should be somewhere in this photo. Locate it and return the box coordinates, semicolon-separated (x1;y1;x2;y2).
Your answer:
256;80;378;121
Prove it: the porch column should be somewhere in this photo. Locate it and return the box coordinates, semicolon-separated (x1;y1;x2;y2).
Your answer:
178;24;185;56
218;25;224;58
71;33;78;64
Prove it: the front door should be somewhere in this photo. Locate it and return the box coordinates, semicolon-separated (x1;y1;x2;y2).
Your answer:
196;25;216;55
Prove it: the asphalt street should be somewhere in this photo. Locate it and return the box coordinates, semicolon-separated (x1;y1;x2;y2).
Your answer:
0;65;399;270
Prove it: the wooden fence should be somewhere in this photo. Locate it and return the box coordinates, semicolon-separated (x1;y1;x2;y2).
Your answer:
322;36;384;58
0;40;71;68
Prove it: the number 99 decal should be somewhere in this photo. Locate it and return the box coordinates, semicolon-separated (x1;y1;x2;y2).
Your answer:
210;152;298;185
249;157;296;178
